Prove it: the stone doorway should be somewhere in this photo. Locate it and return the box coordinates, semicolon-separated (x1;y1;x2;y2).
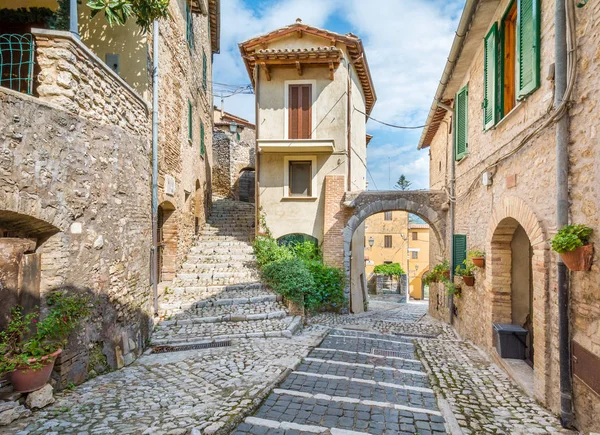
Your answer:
511;224;534;365
238;168;255;203
157;201;177;282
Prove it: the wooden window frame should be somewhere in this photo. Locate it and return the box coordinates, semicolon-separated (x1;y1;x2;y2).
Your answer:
288;161;312;197
188;100;193;142
412;232;418;241
384;235;392;249
384;211;392;221
411;251;419;260
283;155;317;199
501;0;518;117
284;80;316;140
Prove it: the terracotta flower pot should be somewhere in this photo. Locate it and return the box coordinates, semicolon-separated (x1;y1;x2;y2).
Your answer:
462;275;475;286
472;257;485;268
560;244;594;271
9;349;62;393
442;270;450;280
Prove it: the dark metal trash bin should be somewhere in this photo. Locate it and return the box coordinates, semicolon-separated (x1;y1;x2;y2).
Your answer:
493;323;528;359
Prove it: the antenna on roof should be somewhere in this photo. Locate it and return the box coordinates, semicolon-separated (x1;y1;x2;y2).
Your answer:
296;18;302;23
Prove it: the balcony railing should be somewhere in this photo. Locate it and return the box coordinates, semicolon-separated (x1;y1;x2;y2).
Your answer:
0;33;35;95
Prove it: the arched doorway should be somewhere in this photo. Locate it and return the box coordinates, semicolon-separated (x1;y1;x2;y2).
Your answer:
486;196;549;402
157;201;177;282
238;168;255;203
194;180;201;236
277;233;318;246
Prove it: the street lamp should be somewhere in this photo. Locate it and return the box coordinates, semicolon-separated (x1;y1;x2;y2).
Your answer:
229;121;238;134
368;236;375;248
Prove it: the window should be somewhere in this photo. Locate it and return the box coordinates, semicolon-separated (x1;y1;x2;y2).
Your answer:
453;234;467;271
483;0;540;129
200;121;205;156
384;261;392;265
187;100;193;141
384;211;392;221
202;50;207;91
289;161;312;197
454;85;468;160
384;235;392;248
412;232;418;241
411;251;419;260
288;84;312;139
185;2;194;48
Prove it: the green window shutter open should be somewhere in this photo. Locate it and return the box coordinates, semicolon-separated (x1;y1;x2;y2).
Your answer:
186;2;194;48
453;234;467;271
200;121;205;155
516;0;540;99
454;85;468;160
202;51;207;91
188;100;193;140
483;23;498;130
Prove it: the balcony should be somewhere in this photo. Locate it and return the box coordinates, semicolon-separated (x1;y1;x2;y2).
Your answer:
0;29;148;135
257;138;335;153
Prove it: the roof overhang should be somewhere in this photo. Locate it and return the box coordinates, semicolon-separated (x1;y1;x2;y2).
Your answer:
418;0;500;149
239;22;376;114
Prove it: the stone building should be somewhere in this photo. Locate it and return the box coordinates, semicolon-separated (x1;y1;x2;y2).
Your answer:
239;20;376;313
418;0;600;431
0;0;219;387
212;107;256;201
407;223;430;300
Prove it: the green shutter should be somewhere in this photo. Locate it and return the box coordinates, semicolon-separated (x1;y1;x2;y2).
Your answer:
516;0;540;99
200;121;205;155
188;100;193;140
186;2;193;48
202;51;207;91
454;85;468;160
483;23;498;130
453;234;467;271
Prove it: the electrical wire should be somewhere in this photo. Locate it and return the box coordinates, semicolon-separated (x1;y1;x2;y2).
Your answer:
353;106;427;129
450;0;578;203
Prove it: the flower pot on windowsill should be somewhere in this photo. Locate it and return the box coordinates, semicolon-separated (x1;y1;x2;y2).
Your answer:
462;276;475;286
472;257;485;268
560;244;594;271
9;349;62;393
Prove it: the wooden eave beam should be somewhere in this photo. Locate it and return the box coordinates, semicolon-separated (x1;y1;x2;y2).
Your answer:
259;62;271;81
295;61;303;76
329;61;335;80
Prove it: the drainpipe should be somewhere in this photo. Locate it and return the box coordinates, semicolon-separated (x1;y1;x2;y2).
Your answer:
346;59;353;192
555;0;572;427
151;20;160;316
254;64;260;235
69;0;79;39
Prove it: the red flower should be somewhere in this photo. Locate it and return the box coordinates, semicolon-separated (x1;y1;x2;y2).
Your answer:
32;319;37;324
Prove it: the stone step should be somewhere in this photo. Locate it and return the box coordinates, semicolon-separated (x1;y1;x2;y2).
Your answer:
157;310;288;328
151;316;303;345
185;254;256;262
191;240;253;248
160;293;281;311
190;245;254;254
198;230;253;238
196;235;254;242
181;262;257;271
176;270;260;280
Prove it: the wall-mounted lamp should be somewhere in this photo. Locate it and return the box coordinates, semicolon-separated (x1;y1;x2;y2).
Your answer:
368;237;375;248
229;121;238;134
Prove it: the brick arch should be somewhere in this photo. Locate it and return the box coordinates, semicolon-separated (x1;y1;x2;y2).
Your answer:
342;195;447;305
486;196;550;402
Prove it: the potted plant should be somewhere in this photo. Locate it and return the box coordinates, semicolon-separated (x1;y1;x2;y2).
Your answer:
455;259;476;286
431;260;450;281
0;291;90;393
445;282;461;299
422;271;437;286
551;224;594;271
469;249;485;268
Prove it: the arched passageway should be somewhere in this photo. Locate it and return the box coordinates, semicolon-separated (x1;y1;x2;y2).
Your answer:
238;168;255;203
342;191;448;313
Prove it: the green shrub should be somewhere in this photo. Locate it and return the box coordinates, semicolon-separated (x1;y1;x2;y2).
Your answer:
304;261;345;312
373;263;405;277
262;258;314;306
551;224;593;254
455;259;476;277
288;240;322;263
253;236;293;267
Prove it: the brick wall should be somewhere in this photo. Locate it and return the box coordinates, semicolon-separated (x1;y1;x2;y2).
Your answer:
322;175;347;267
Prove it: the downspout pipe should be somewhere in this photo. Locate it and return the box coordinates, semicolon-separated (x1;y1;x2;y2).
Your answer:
69;0;79;39
555;0;573;427
151;20;160;316
254;64;260;235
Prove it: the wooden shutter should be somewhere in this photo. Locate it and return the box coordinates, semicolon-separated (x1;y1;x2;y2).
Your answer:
384;235;392;248
453;234;467;271
483;23;498;130
188;100;193;140
454;85;468;160
516;0;540;99
200;121;205;155
288;84;312;139
202;51;207;90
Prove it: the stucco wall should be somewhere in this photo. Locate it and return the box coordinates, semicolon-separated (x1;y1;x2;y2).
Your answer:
426;0;600;430
364;211;409;277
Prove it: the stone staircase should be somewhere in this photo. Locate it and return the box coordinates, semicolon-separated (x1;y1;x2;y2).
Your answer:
152;198;302;346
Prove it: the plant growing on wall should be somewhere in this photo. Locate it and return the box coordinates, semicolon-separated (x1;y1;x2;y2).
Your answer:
551;224;594;271
455;259;476;286
373;263;405;278
468;249;485;268
445;282;461;299
87;0;170;32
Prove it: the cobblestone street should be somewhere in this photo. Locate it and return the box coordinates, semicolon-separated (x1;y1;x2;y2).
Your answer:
4;296;574;434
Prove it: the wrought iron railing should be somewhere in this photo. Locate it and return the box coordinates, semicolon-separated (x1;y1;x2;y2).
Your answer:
0;33;35;95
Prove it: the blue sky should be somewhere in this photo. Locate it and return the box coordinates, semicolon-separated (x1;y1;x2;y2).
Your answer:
212;0;465;190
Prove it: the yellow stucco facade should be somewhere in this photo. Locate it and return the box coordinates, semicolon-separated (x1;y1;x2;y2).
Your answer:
407;224;430;300
364;211;409;277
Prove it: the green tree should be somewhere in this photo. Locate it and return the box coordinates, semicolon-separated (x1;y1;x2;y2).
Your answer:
87;0;170;32
394;174;412;191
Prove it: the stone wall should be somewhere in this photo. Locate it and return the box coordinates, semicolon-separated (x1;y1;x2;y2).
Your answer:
0;88;151;387
32;29;149;137
212;125;255;199
426;0;600;431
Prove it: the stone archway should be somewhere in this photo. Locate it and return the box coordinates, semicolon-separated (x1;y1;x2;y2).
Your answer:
158;201;177;282
341;190;448;311
486;196;550;402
